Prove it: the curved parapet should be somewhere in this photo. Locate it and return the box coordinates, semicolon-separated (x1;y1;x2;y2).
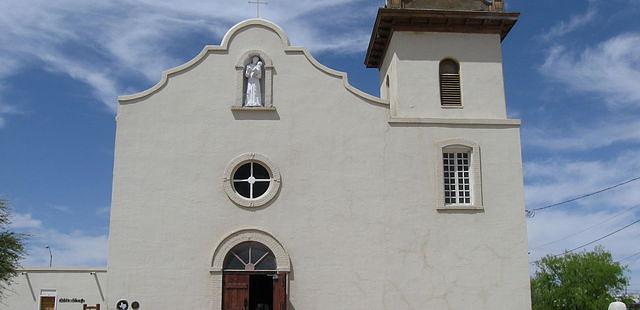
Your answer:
118;19;388;107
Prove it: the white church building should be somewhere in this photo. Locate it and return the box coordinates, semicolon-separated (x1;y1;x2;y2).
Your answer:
3;0;532;309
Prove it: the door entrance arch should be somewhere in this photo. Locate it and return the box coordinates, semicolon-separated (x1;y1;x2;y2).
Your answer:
211;229;290;310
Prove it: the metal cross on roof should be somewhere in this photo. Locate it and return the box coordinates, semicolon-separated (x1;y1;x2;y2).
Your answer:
249;0;268;18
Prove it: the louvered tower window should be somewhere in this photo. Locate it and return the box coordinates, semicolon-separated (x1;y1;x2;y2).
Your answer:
439;59;462;106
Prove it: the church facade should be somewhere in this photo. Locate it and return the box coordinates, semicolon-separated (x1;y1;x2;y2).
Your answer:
3;1;532;309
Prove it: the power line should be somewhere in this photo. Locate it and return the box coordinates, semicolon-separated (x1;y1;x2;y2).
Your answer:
530;218;640;265
560;219;640;255
624;254;640;266
526;176;640;217
619;250;640;262
530;204;640;251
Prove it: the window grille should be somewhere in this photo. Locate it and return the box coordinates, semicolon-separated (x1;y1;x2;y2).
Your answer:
232;161;273;200
223;241;277;271
443;151;472;205
440;59;462;106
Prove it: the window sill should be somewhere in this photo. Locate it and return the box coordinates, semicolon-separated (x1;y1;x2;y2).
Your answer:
437;205;484;212
231;106;277;111
441;105;464;109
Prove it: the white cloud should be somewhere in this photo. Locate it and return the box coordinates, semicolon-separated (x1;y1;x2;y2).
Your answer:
527;209;640;259
526;119;640;151
23;230;109;267
0;0;377;114
12;212;108;267
539;4;597;42
10;213;42;229
524;151;640;211
47;204;72;214
0;83;21;128
540;32;640;108
0;102;18;128
96;206;111;216
0;56;20;79
39;52;120;112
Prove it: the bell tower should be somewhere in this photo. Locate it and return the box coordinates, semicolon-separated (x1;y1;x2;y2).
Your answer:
366;0;518;120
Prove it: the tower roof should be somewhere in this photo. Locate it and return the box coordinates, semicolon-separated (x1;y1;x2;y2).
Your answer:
365;0;519;68
387;0;503;11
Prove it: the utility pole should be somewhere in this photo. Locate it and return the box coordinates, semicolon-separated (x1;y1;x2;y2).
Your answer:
45;245;52;267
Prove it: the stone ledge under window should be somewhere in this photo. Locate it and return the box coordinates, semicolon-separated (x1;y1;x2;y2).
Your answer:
437;205;485;213
231;106;277;111
441;105;464;110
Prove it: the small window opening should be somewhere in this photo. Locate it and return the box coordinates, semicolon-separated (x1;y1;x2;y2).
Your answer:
440;59;462;106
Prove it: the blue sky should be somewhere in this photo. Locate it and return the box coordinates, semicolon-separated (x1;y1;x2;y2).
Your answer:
1;0;640;293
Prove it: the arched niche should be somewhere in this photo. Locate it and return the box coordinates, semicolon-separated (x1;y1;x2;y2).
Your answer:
211;228;290;272
235;50;274;108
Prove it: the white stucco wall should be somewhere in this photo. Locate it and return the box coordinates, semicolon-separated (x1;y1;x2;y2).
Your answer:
104;19;530;310
381;32;508;119
0;268;107;310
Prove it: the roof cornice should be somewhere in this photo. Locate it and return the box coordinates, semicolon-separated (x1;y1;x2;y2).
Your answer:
365;8;520;68
20;267;107;273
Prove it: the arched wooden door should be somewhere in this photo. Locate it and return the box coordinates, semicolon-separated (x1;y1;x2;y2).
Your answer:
222;242;288;310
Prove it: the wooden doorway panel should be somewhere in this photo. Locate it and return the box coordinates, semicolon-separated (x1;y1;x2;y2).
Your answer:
223;274;250;310
273;272;287;310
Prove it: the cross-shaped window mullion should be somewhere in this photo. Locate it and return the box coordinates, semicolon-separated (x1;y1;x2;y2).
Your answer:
249;162;254;199
231;161;272;200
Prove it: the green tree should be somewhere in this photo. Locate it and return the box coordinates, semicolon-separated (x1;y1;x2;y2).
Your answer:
531;246;629;310
0;199;26;298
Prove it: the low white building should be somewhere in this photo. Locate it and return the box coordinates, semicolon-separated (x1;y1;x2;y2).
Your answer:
2;0;532;309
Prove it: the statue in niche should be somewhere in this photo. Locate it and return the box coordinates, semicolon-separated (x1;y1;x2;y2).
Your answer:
244;56;264;107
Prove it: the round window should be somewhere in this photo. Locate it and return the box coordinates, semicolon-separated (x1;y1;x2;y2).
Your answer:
224;153;281;208
232;161;272;199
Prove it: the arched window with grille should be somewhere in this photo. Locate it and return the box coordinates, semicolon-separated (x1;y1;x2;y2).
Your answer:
437;139;483;210
439;59;462;106
223;241;277;271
